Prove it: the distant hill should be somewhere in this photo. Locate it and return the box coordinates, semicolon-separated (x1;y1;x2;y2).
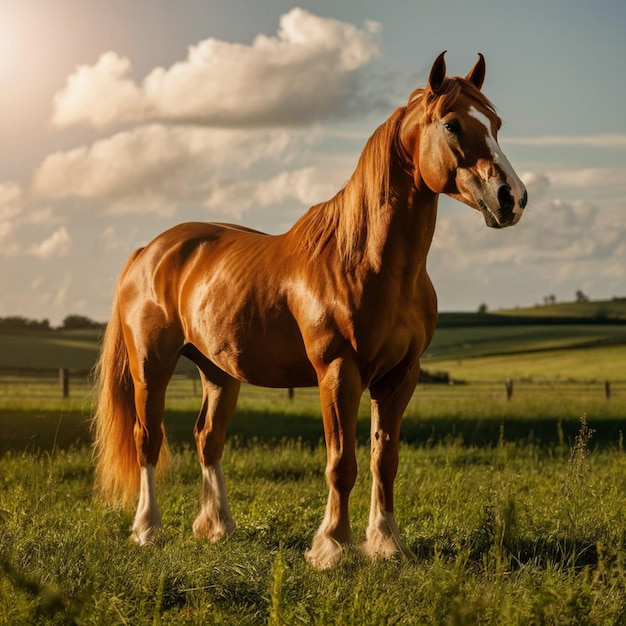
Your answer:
438;298;626;328
1;299;625;371
495;298;626;321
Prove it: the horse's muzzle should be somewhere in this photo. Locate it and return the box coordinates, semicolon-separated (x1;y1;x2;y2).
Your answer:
480;183;527;228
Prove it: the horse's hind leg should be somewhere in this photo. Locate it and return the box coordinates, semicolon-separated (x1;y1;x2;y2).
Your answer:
124;322;180;545
129;364;172;545
192;367;240;542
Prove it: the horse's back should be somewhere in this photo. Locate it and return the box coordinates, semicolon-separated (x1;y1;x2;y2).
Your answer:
117;221;317;386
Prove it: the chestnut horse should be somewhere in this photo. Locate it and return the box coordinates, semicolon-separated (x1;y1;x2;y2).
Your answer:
93;52;527;569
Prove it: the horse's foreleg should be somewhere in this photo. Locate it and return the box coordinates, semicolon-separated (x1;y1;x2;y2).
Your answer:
363;362;420;561
193;373;240;542
305;357;362;569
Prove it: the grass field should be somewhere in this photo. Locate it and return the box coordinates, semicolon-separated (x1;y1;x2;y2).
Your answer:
2;305;626;623
2;378;626;623
3;409;626;624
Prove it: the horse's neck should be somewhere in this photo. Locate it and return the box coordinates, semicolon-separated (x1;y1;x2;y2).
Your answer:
369;184;438;276
288;110;438;279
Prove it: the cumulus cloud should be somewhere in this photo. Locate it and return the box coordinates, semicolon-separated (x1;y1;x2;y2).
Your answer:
521;172;550;200
27;226;72;258
51;52;148;129
0;182;23;254
204;167;339;215
0;181;22;220
548;167;626;189
32;124;296;214
433;191;626;270
428;188;626;309
504;134;626;148
51;9;383;129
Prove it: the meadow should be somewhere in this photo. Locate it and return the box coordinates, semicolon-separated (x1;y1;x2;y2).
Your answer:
2;305;626;624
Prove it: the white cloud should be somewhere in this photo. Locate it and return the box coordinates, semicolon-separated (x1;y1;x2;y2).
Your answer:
520;171;550;200
51;52;148;129
504;134;626;148
547;167;626;189
51;9;382;129
433;193;626;272
203;167;339;215
0;182;22;255
0;181;22;220
27;226;72;258
429;191;626;309
32;124;296;214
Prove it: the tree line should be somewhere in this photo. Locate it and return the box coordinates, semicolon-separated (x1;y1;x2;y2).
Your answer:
0;315;105;332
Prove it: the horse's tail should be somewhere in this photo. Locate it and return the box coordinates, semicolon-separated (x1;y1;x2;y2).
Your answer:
92;286;139;508
92;250;170;508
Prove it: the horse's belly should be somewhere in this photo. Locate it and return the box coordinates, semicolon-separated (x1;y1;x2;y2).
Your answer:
231;343;318;388
191;326;318;388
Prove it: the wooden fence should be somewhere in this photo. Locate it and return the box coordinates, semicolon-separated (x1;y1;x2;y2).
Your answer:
0;366;93;400
0;366;624;403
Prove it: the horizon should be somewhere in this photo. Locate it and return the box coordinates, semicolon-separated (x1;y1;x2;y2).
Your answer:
4;294;626;329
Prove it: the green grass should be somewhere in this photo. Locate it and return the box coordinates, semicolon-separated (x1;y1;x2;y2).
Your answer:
425;343;626;382
2;313;626;623
0;329;103;370
1;371;625;623
3;417;626;624
423;325;626;362
1;377;625;455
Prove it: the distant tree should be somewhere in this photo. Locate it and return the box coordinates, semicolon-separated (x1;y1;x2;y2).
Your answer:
61;314;102;330
575;290;589;303
543;295;556;305
477;303;488;314
0;316;50;331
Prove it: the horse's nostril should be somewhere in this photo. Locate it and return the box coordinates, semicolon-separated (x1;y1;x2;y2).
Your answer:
520;189;528;209
497;184;514;211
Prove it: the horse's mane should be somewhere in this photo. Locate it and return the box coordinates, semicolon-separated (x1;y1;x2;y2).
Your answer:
292;76;499;267
293;106;408;267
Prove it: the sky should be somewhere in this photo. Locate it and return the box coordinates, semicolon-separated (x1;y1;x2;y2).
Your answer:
0;0;625;325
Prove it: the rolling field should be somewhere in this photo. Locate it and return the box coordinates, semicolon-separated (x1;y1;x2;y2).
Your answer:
2;305;626;623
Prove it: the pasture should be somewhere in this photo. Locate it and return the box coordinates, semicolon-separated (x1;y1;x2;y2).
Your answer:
2;314;626;624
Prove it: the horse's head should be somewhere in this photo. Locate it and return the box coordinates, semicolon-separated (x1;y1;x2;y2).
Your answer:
400;52;527;228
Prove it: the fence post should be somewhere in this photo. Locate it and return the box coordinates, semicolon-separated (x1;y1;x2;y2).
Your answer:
59;368;69;398
288;388;294;400
505;379;514;401
605;380;611;400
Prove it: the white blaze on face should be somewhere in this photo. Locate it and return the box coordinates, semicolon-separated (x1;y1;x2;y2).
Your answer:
469;106;527;214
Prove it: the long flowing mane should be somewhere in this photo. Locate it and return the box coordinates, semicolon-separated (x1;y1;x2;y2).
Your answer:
292;107;408;267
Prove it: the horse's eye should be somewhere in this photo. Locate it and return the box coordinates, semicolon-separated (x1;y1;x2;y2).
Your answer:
443;119;460;134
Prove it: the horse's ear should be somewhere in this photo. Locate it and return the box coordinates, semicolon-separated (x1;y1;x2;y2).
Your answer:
427;51;447;94
466;53;486;90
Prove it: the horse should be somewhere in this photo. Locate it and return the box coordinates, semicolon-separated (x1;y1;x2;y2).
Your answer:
93;52;527;569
